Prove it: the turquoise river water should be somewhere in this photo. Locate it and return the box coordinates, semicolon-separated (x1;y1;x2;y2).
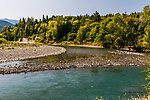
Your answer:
0;46;148;100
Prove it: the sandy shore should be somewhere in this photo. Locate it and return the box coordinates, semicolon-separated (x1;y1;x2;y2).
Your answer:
0;45;66;62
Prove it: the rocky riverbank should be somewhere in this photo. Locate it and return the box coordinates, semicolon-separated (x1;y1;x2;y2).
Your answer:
0;45;66;62
0;47;149;74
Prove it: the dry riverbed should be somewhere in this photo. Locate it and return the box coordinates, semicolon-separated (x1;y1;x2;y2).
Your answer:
0;45;66;62
0;45;149;74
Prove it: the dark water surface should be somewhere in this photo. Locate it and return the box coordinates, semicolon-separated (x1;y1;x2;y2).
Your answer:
0;46;148;100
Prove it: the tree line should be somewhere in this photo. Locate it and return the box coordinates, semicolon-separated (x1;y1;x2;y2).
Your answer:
0;5;150;51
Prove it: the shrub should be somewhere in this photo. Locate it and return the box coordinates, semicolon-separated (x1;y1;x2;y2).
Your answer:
34;37;44;43
0;38;8;44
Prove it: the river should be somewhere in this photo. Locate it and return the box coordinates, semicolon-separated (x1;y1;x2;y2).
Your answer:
0;46;148;100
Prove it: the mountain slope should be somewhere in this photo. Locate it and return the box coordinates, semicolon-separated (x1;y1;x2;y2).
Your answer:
2;18;19;25
0;20;14;31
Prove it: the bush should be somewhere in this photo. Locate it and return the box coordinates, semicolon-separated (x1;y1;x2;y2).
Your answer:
60;41;67;45
34;37;44;43
134;46;144;52
0;34;3;38
48;40;54;44
67;41;74;45
0;38;8;44
103;43;112;48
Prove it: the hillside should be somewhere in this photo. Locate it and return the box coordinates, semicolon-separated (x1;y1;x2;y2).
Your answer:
2;18;19;25
0;20;14;31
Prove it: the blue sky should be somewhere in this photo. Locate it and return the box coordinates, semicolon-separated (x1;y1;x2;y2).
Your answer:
0;0;149;20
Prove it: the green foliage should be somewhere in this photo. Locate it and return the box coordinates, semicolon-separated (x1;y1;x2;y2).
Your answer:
0;38;8;44
0;5;150;51
143;5;150;18
76;26;87;44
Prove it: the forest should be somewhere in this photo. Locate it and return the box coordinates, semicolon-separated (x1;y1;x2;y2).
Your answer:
0;5;150;52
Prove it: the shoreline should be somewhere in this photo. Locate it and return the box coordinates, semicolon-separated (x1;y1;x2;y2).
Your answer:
0;58;148;74
0;44;149;74
52;44;104;48
0;45;66;63
52;43;150;53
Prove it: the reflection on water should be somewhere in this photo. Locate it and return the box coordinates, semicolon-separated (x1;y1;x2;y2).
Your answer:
99;67;123;73
145;66;150;91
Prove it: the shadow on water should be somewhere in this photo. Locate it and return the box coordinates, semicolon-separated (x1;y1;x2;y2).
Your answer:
90;67;123;74
142;59;150;99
